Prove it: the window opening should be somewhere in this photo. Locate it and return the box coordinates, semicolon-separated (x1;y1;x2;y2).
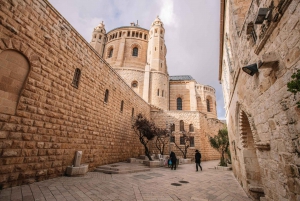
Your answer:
104;89;109;103
132;108;134;117
127;31;130;37
139;33;142;38
131;81;138;88
206;99;211;112
132;47;138;56
180;120;184;131
170;136;175;143
157;89;159;96
72;68;81;88
108;48;113;58
190;137;195;147
144;34;147;40
189;124;194;132
162;90;164;97
177;98;182;110
120;100;124;112
180;136;185;145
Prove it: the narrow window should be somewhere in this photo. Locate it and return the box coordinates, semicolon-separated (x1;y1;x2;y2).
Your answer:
132;108;134;117
144;34;147;40
132;47;138;56
155;29;157;33
132;31;135;37
162;90;164;97
139;33;142;38
190;137;195;147
120;100;124;112
189;124;194;132
99;35;102;40
161;63;162;68
135;32;138;37
104;89;109;103
180;136;185;145
171;124;175;132
108;48;113;58
161;46;162;50
180;120;184;131
170;136;175;143
109;35;112;40
72;68;81;88
177;98;182;110
206;99;211;112
94;35;96;38
157;89;159;96
127;31;130;37
119;31;122;37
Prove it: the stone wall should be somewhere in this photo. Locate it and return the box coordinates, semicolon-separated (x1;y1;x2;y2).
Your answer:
0;0;150;188
220;0;300;200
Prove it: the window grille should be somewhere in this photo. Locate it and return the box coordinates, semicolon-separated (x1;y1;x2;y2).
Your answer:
72;68;81;88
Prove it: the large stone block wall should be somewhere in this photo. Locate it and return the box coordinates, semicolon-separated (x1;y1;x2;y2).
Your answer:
0;0;150;188
221;0;300;200
150;110;222;161
169;81;191;111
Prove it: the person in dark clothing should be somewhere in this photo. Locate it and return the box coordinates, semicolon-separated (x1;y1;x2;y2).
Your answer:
170;151;177;170
195;150;202;171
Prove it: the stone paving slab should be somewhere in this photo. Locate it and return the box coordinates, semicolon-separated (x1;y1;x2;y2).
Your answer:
0;160;252;201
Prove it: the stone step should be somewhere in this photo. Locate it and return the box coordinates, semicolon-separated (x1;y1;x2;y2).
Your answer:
94;167;150;174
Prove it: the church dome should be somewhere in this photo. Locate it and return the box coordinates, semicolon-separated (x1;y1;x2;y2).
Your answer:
94;21;106;33
151;16;163;27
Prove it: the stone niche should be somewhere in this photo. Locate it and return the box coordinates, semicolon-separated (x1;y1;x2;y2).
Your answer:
66;151;89;176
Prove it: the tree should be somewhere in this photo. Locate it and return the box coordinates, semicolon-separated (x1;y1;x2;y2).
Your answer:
132;113;157;161
287;69;300;108
208;128;229;166
155;128;169;155
172;130;191;159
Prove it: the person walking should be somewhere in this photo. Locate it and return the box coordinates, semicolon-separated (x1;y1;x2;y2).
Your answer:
170;151;177;170
195;150;202;171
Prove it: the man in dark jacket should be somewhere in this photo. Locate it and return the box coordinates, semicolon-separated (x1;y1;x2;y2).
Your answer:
170;151;177;170
195;150;202;171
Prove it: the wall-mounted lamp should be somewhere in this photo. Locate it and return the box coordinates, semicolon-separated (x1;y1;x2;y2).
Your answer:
242;63;258;76
255;8;270;24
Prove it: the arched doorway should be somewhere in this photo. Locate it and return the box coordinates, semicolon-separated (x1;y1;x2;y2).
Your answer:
0;50;29;115
240;110;264;199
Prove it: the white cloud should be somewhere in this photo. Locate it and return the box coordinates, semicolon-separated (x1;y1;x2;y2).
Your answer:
158;0;177;27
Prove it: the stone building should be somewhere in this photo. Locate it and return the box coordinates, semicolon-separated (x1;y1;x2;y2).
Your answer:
0;0;224;188
219;0;300;200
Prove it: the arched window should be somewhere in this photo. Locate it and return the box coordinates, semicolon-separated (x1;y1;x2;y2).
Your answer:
72;68;81;88
104;89;109;103
206;99;211;112
120;100;124;112
132;108;134;117
131;81;138;88
139;33;142;38
144;34;147;40
132;47;138;56
177;98;182;110
157;89;159;96
189;124;194;132
108;48;113;58
180;120;184;131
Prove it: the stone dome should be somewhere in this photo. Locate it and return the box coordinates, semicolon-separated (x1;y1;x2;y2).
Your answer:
151;16;163;27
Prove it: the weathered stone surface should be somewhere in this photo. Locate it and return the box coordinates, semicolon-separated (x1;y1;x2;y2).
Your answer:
220;0;300;200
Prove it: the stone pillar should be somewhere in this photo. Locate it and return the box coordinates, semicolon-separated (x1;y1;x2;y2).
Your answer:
74;151;82;167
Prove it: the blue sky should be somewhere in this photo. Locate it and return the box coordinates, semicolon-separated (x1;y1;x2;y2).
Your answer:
48;0;225;119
